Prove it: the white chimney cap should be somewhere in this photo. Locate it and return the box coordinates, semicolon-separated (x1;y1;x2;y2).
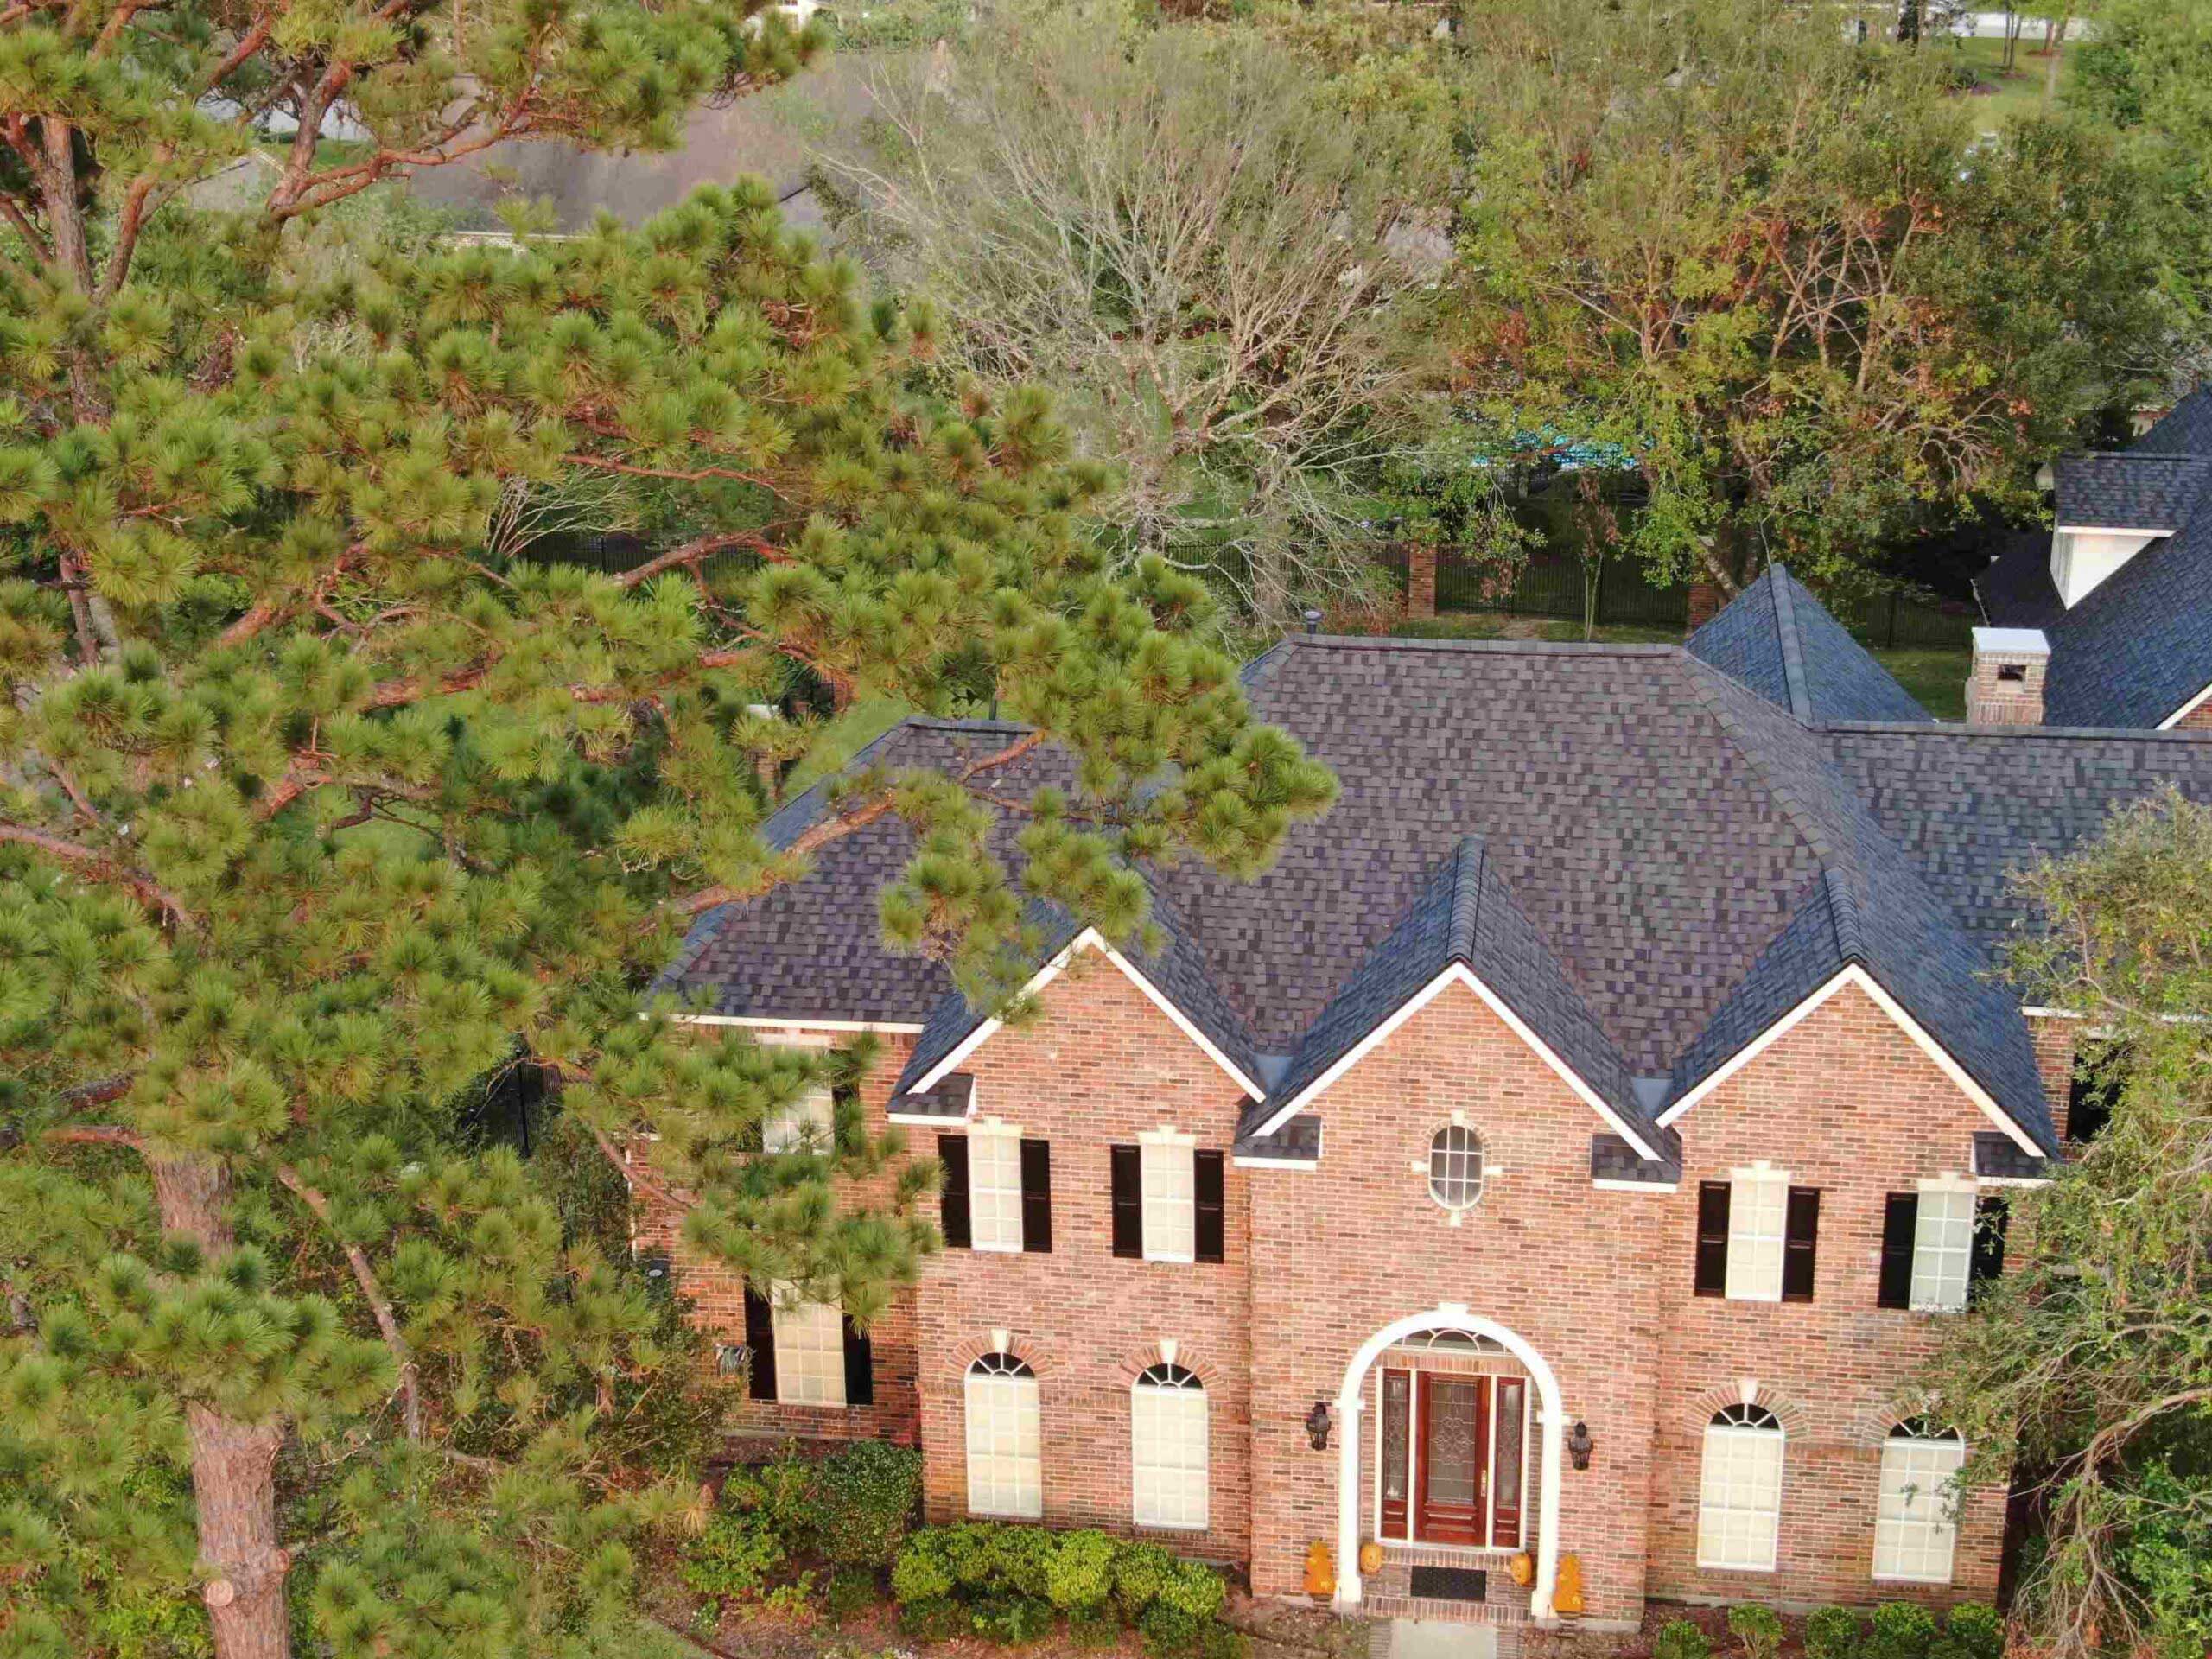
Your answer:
1972;626;2050;657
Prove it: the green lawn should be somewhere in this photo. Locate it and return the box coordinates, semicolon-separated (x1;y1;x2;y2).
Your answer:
1939;33;2075;128
1868;647;1970;720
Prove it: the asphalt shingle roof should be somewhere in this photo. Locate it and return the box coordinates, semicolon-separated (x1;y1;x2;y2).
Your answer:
1688;564;1934;726
660;585;2212;1160
2054;452;2212;532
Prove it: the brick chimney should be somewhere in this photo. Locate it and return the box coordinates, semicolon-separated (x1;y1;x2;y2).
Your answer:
1966;627;2050;725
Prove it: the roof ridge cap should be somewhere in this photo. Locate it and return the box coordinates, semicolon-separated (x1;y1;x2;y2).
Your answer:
1821;867;1866;963
1766;565;1816;723
1450;835;1485;963
1675;658;1841;866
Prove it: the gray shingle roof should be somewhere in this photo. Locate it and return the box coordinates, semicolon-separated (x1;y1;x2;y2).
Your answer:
2054;453;2212;531
659;596;2212;1162
1972;1130;2053;1182
2133;386;2212;456
1688;564;1934;726
1974;528;2065;630
1244;836;1655;1153
1591;1131;1682;1185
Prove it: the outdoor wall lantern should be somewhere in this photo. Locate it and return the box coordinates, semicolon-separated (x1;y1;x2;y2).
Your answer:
1305;1400;1333;1452
1567;1421;1594;1471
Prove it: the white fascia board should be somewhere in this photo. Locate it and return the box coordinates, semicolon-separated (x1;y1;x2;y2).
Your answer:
2158;678;2212;729
1659;964;2045;1158
1592;1179;1680;1194
888;1110;971;1127
1249;961;1662;1162
1232;1155;1320;1172
907;928;1265;1101
1975;1173;2052;1190
666;1013;927;1033
2055;524;2174;537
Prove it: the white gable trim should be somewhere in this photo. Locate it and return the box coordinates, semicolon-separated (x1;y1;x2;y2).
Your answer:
907;928;1264;1101
2157;678;2212;730
669;1013;927;1034
1592;1178;1680;1194
1658;964;2044;1156
1249;962;1662;1162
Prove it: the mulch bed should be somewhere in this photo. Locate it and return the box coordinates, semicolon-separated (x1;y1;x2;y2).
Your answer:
1527;1603;1814;1659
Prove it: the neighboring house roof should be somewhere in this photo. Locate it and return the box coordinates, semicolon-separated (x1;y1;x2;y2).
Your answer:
650;569;2212;1161
1976;386;2212;728
2053;452;2212;531
1687;563;1935;726
1245;835;1656;1155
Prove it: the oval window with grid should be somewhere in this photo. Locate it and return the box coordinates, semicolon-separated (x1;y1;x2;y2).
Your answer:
1427;1124;1485;1211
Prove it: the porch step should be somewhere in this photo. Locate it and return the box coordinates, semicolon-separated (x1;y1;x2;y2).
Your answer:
1373;1617;1523;1659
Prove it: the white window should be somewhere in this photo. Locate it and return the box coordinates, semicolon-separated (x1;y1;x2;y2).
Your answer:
769;1292;846;1406
1698;1404;1784;1571
1726;1172;1789;1302
1911;1187;1976;1313
762;1085;834;1154
969;1126;1025;1252
1141;1140;1195;1262
965;1352;1042;1519
1131;1363;1209;1530
1874;1424;1966;1584
1427;1124;1485;1210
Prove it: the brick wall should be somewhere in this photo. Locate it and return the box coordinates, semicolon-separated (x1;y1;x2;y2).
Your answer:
1245;984;1666;1623
908;953;1256;1567
2028;1014;2078;1141
634;1026;926;1451
1643;982;2010;1611
2173;690;2212;730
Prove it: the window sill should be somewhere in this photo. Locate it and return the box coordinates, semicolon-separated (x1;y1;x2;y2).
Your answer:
969;1240;1024;1255
1132;1520;1211;1535
1872;1572;1955;1586
1142;1252;1196;1265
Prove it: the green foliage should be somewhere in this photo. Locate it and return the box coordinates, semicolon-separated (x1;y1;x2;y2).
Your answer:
1111;1539;1181;1621
825;1567;879;1624
725;1441;920;1571
1200;1624;1255;1659
1925;791;2212;1657
1868;1602;1939;1659
1656;1619;1715;1659
1805;1605;1864;1659
897;1596;966;1643
1069;1605;1122;1649
1729;1605;1785;1659
1043;1528;1118;1612
1155;1560;1227;1622
974;1593;1058;1645
890;1533;957;1608
1942;1604;2003;1659
1140;1602;1206;1659
680;1510;788;1604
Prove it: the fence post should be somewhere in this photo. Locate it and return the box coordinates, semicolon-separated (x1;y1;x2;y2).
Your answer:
1593;559;1607;628
1405;543;1438;620
1886;589;1899;651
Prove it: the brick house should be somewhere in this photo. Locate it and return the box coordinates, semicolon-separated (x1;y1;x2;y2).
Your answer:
639;573;2212;1629
1971;386;2212;728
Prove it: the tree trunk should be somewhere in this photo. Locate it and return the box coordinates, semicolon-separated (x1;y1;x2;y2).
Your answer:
153;1156;296;1659
2043;8;2071;108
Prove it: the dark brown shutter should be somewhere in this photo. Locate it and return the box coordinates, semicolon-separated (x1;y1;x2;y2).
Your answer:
743;1284;777;1402
1110;1144;1143;1259
1781;1187;1820;1303
1194;1149;1226;1263
842;1314;874;1406
938;1133;971;1249
1020;1139;1052;1254
1969;1195;2009;1302
1878;1193;1918;1309
1694;1181;1731;1296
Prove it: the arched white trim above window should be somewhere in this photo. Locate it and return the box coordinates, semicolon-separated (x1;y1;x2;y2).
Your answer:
1874;1422;1966;1584
1699;1404;1785;1572
965;1352;1041;1520
1131;1362;1208;1531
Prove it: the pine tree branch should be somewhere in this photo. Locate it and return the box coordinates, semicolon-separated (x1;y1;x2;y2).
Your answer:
45;1124;149;1149
59;1075;134;1109
200;9;276;93
586;1122;693;1216
0;822;198;930
610;531;785;590
273;1165;424;1440
564;454;786;499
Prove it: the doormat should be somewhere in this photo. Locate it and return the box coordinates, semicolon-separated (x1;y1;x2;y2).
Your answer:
1408;1566;1488;1602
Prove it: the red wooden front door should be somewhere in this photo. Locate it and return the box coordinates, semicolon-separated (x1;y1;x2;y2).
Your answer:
1414;1374;1491;1546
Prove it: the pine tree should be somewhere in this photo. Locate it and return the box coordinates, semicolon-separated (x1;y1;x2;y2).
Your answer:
0;8;1337;1656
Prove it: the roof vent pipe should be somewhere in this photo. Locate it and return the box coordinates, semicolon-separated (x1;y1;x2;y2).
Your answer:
1302;608;1323;636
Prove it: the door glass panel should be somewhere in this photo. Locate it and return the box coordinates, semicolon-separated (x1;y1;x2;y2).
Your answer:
1382;1372;1411;1506
1491;1378;1525;1547
1426;1380;1480;1505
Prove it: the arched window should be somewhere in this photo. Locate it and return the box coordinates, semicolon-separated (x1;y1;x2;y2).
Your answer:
1131;1363;1208;1531
1874;1421;1965;1584
1699;1404;1784;1571
964;1353;1041;1520
1427;1125;1485;1211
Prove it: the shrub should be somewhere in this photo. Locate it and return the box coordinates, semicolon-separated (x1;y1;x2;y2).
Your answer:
1046;1529;1119;1613
1157;1560;1228;1621
1656;1620;1715;1659
1140;1601;1206;1659
974;1593;1057;1645
937;1522;1003;1590
825;1567;878;1624
899;1595;965;1643
890;1533;955;1607
1731;1605;1787;1659
725;1453;817;1548
811;1442;923;1570
1201;1623;1255;1659
1870;1603;1940;1659
987;1525;1058;1599
1945;1605;2004;1659
680;1510;787;1602
1114;1541;1181;1620
1807;1606;1864;1659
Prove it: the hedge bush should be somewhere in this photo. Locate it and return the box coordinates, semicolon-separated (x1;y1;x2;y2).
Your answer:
680;1510;788;1603
1730;1604;1786;1659
893;1522;1238;1651
1807;1605;1863;1659
811;1440;925;1569
1944;1605;2004;1659
1870;1602;1941;1659
1656;1620;1714;1659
